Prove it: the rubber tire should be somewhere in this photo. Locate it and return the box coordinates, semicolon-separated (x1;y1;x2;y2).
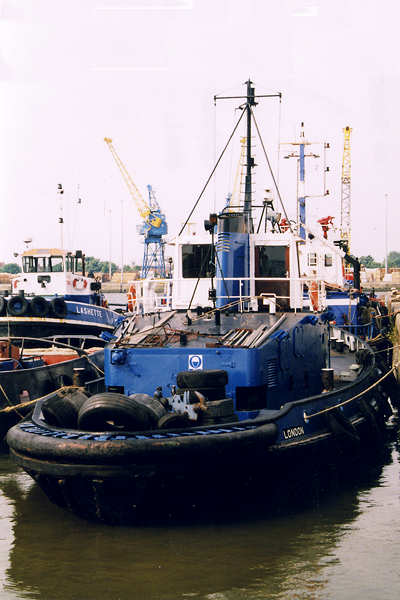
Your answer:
325;410;360;442
204;398;234;417
51;297;67;319
0;297;7;316
7;295;29;317
355;349;372;367
64;389;88;412
42;393;80;428
128;393;167;421
30;296;49;317
176;369;228;389
174;386;226;402
158;413;191;429
77;392;159;432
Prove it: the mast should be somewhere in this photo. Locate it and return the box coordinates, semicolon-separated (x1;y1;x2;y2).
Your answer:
298;125;306;240
243;79;256;231
282;123;328;241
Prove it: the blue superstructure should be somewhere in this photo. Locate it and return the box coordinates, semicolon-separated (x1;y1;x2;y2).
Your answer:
216;213;250;309
106;313;326;421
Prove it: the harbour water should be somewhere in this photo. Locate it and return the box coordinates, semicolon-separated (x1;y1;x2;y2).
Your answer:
0;294;399;599
0;424;400;599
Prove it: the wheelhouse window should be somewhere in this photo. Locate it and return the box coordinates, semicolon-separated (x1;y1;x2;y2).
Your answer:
23;257;37;273
50;256;64;272
22;256;64;273
63;255;83;274
182;244;213;278
307;253;317;267
65;255;74;273
324;254;333;267
256;246;287;278
74;257;83;274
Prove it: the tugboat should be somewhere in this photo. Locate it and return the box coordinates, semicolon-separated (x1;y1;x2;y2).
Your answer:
7;81;397;524
0;248;124;340
0;335;105;442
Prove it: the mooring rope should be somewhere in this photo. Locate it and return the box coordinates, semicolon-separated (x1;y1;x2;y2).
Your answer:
303;363;398;421
0;384;82;414
82;354;104;375
0;383;24;418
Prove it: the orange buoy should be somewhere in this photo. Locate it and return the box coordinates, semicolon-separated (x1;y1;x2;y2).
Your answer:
127;284;136;312
309;281;319;311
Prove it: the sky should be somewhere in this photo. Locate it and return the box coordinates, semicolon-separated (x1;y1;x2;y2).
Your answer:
0;0;399;267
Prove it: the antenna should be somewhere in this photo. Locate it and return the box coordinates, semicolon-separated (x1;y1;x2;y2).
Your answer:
57;183;64;250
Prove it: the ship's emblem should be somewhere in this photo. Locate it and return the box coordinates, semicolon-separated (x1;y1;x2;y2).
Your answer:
188;354;203;370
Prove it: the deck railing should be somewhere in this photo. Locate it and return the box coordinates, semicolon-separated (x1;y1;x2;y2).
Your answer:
130;276;330;315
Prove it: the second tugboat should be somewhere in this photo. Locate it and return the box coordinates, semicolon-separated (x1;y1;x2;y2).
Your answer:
0;248;124;340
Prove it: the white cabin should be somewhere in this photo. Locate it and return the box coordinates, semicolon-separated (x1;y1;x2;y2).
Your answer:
11;249;97;298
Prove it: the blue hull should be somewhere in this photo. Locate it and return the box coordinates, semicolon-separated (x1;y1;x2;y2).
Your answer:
0;300;123;340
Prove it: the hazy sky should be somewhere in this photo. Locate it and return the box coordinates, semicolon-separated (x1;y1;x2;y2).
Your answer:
1;0;398;266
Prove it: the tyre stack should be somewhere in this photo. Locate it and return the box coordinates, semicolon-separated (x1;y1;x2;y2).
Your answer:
176;370;237;426
77;392;167;431
42;389;89;428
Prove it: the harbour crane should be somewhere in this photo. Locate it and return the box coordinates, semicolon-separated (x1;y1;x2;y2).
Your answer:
104;137;168;278
340;126;352;252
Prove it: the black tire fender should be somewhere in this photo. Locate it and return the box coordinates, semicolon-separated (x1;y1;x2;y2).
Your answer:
50;297;67;319
203;398;235;417
0;296;7;316
128;393;167;421
64;389;89;412
158;413;191;429
42;391;82;429
174;386;226;402
77;392;160;431
176;369;228;389
325;410;360;442
30;296;49;317
7;295;29;317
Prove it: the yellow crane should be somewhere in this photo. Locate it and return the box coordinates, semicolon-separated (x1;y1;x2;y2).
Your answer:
104;137;162;229
340;126;352;252
104;137;167;278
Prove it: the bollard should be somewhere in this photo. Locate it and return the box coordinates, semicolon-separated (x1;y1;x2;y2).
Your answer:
335;340;344;353
321;368;334;391
73;367;85;387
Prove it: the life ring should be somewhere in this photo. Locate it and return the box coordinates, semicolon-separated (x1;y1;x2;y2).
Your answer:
309;281;319;311
73;278;87;290
127;285;136;312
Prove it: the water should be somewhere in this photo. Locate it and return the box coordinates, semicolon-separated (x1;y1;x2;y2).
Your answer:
1;426;400;600
1;293;399;599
